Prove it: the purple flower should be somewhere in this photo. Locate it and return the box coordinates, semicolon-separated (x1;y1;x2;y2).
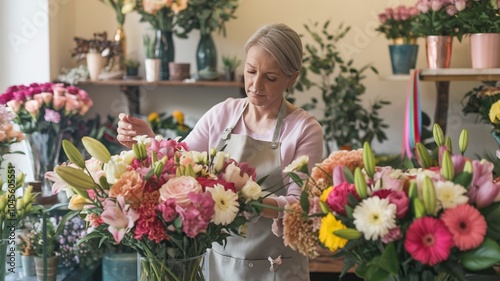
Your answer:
44;109;61;123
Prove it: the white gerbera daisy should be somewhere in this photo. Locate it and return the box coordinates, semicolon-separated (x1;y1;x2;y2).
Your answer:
353;197;397;241
283;156;309;173
208;184;239;225
435;180;468;210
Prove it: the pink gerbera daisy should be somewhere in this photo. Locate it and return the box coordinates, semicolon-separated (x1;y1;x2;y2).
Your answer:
440;204;487;251
404;217;454;266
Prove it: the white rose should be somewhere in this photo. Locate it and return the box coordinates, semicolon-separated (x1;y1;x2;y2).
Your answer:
104;156;128;184
223;162;249;191
283;155;309;173
240;180;262;203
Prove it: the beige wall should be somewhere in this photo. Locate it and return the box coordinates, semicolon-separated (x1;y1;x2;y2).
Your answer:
2;0;498;175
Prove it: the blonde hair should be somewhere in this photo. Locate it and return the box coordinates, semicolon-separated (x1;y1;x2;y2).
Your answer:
244;23;303;78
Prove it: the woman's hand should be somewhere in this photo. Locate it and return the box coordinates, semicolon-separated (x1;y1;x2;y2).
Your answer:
117;113;155;148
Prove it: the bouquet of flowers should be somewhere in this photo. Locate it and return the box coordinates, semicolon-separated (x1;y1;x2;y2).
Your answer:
413;0;463;37
376;5;420;43
462;85;500;145
455;0;500;41
0;82;93;135
0;105;24;168
134;0;188;33
282;124;500;280
51;135;265;281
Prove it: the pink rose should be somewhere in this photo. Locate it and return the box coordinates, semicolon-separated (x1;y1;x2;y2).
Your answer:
159;176;202;207
0;131;6;142
52;95;66;110
445;5;457;16
24;99;40;117
455;0;466;11
6;100;21;113
64;96;81;115
40;92;53;104
431;0;443;11
33;93;44;105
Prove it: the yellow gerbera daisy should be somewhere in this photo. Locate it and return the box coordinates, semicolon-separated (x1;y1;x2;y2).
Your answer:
318;213;348;252
147;112;160;123
320;186;334;202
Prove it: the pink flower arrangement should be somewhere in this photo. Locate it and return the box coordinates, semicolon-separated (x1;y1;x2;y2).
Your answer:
0;82;93;135
413;0;464;37
282;124;500;280
50;135;265;281
0;105;24;166
376;5;420;43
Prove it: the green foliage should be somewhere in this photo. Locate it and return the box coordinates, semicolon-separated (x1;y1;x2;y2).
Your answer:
412;8;459;37
176;0;239;36
455;0;500;42
294;20;390;154
143;34;157;59
221;55;241;72
125;59;140;68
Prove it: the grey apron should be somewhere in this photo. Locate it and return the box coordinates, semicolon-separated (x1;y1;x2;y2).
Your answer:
205;98;309;281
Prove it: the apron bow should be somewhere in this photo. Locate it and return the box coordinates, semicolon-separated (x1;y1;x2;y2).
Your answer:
268;255;282;272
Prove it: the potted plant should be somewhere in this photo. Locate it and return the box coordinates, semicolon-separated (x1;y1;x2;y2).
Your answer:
17;217;38;277
455;0;500;68
376;5;420;74
295;21;391;154
176;0;239;72
31;215;59;281
124;59;140;78
413;0;462;69
143;34;160;82
71;32;121;80
221;55;241;81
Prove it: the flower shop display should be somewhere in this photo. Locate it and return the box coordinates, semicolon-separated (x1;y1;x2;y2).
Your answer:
294;20;390;155
0;105;24;169
462;85;500;146
414;0;463;68
0;83;93;195
282;124;500;280
148;110;192;140
176;0;239;72
134;0;189;80
376;5;419;74
51;135;267;281
456;0;500;68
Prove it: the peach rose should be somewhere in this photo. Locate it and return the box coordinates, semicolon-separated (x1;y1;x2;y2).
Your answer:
24;100;40;117
109;170;145;208
52;95;67;110
6;100;21;113
0;131;6;142
40;92;53;104
159;176;202;207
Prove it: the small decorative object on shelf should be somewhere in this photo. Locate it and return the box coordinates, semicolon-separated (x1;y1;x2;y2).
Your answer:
168;62;190;81
124;58;141;79
376;4;419;74
72;31;122;81
282;125;500;280
222;54;241;81
143;33;160;82
51;136;270;281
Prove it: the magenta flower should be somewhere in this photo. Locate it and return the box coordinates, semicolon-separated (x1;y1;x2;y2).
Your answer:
44;108;61;123
387;190;409;219
326;182;359;216
441;204;487;251
157;198;177;222
404;217;454;266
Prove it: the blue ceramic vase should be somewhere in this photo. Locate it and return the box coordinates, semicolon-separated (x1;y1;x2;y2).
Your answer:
389;44;419;75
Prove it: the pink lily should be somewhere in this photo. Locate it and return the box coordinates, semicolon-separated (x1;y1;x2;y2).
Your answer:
101;195;139;243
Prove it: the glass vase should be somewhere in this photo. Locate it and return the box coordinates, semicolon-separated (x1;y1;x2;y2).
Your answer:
154;30;175;80
102;252;138;281
27;131;63;196
196;33;217;73
139;253;206;281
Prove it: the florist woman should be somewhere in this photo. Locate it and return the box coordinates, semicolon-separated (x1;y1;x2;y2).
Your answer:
117;23;323;280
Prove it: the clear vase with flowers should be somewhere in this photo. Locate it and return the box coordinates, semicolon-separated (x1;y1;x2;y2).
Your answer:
50;135;270;281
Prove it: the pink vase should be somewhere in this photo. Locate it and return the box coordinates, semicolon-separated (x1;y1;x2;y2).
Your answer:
470;33;500;69
425;35;452;69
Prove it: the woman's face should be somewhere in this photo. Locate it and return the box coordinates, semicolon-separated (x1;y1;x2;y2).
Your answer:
244;45;297;108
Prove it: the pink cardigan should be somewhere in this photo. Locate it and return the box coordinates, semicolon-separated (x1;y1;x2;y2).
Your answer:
184;98;323;223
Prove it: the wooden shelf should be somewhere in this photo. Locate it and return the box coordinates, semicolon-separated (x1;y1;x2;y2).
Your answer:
78;79;245;115
419;68;500;82
79;79;244;88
